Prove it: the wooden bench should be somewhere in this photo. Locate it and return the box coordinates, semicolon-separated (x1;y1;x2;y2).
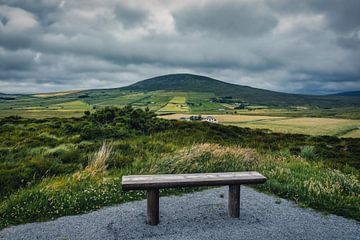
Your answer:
122;171;266;225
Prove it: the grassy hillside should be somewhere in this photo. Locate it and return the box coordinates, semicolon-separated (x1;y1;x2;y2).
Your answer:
123;74;360;108
1;74;360;113
330;91;360;97
0;107;359;229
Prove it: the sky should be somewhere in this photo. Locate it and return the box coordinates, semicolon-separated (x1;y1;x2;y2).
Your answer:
0;0;359;94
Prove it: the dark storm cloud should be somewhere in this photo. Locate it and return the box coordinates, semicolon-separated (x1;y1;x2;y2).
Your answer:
114;2;149;28
0;0;359;93
0;15;8;26
0;49;35;70
0;0;62;26
175;1;278;37
308;0;360;33
269;0;360;33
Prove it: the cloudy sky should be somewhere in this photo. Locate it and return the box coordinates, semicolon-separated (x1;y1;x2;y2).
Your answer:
0;0;359;94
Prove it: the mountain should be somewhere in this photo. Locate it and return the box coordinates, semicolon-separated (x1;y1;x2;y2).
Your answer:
122;73;360;107
330;91;360;97
2;73;359;108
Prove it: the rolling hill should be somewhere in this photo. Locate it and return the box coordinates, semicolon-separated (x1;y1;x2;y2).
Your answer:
330;91;360;97
1;74;360;114
122;74;360;107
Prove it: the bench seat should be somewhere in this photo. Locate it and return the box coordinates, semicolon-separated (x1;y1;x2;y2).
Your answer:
121;171;266;225
122;172;266;190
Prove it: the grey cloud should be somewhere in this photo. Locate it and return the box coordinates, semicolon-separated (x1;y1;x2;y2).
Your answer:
175;1;278;37
1;0;62;27
0;15;8;25
0;49;36;70
268;0;360;34
337;33;360;50
309;0;360;33
114;2;148;28
0;0;359;94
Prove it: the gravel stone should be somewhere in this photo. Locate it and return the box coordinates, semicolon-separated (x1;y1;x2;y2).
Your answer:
1;186;359;240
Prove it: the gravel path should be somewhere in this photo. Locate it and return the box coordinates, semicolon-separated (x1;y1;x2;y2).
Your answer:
1;186;359;240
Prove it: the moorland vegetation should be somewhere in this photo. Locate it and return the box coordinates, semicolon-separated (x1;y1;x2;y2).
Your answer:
0;106;359;228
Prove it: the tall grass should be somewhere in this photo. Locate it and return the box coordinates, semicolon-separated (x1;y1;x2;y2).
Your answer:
85;141;113;175
72;142;113;182
1;107;360;229
0;143;359;229
149;144;360;220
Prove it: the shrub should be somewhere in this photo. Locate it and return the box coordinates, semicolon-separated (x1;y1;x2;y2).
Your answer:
300;145;317;160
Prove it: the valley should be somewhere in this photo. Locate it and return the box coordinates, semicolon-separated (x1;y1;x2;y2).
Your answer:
1;74;359;138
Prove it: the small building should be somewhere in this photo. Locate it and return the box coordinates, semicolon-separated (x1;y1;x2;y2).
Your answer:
202;115;218;123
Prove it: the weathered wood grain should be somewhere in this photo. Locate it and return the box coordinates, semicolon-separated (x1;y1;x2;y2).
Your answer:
122;172;266;190
147;189;159;225
228;185;240;218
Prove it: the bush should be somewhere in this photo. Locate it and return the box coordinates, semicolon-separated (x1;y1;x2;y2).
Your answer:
300;145;317;160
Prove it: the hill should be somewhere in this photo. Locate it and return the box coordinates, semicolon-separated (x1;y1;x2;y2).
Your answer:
122;73;360;107
330;91;360;97
1;74;360;116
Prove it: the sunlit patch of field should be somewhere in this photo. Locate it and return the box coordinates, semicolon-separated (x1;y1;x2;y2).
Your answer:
0;109;85;118
212;114;286;122
170;96;186;104
96;92;147;106
32;90;80;98
341;128;360;138
160;114;286;122
49;101;91;110
158;96;189;112
0;101;91;118
227;117;360;137
160;114;360;137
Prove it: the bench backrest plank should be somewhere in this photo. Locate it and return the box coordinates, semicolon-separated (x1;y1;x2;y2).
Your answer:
122;171;266;190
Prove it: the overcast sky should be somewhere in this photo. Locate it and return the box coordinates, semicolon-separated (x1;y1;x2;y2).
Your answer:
0;0;359;94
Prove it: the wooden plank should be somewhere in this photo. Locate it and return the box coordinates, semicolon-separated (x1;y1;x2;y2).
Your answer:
147;189;159;225
228;185;240;218
122;172;266;190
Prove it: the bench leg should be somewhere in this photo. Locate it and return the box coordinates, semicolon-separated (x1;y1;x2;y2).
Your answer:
228;184;240;218
147;188;159;225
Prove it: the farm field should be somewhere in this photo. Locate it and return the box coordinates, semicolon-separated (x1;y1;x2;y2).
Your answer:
32;90;80;98
341;129;360;138
0;109;86;118
161;114;360;137
49;101;91;110
1;87;360;138
158;96;189;112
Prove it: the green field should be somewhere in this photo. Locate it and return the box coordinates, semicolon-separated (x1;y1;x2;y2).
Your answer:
0;107;359;229
1;79;360;138
341;128;360;138
161;114;360;138
158;96;189;112
49;100;91;110
1;91;360;137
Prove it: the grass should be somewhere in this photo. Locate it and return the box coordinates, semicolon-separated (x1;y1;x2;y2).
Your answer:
0;107;360;228
161;114;360;137
226;117;360;137
49;101;91;110
162;114;287;122
0;109;86;118
82;142;113;176
1;143;359;228
149;144;360;220
341;128;360;138
158;96;189;112
32;91;80;98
